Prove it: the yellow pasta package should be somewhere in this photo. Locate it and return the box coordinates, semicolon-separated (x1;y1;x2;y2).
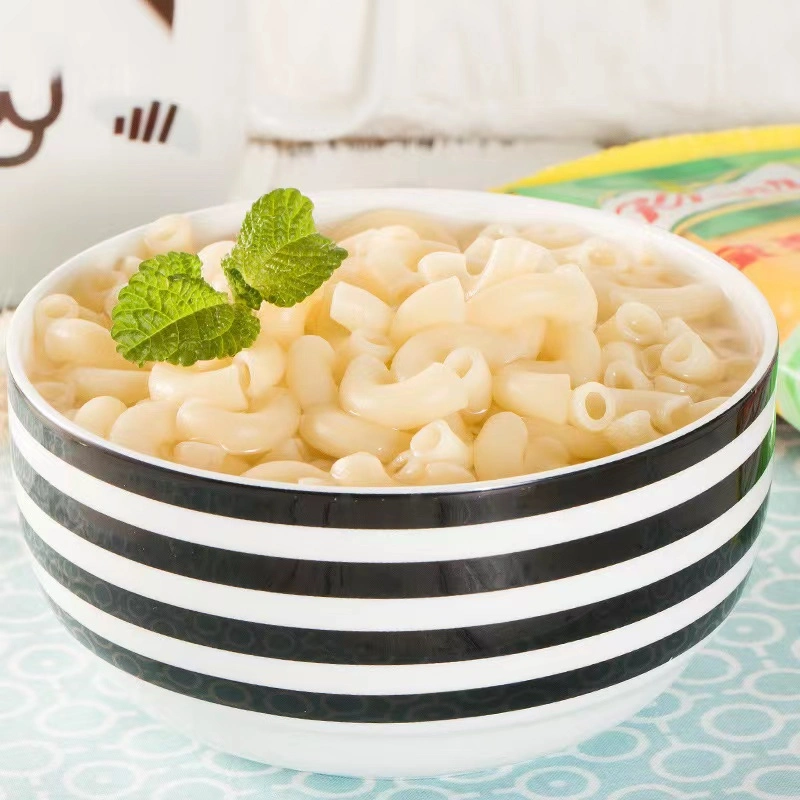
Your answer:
498;126;800;427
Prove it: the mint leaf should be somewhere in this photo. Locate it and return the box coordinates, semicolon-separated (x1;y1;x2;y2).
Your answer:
223;264;263;310
222;188;347;307
111;254;260;366
138;250;203;280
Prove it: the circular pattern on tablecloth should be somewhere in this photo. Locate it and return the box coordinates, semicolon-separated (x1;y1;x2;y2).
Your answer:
1;428;799;799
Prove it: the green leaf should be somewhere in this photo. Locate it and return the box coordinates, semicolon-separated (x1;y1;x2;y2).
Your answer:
111;254;260;366
138;250;203;280
223;188;348;307
223;263;263;310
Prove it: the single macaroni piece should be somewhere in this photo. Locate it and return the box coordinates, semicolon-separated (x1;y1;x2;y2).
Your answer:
493;367;571;425
73;396;127;438
610;283;725;321
392;458;477;485
524;436;571;473
330;282;393;334
676;397;729;427
330;453;396;486
660;331;723;383
103;284;126;318
149;363;248;411
640;344;666;377
474;411;528;481
466;265;598;329
300;405;411;462
418;462;477;485
71;367;150;405
257;436;316;464
44;318;128;368
417;252;473;289
144;214;194;256
34;212;757;486
569;382;617;432
462;236;495;273
604;410;660;451
603;360;653;391
109;400;178;458
653;374;704;401
234;338;285;402
389;277;466;344
173;441;249;475
443;347;492;419
341;355;468;430
286;336;338;410
409;419;473;469
445;411;473;444
257;299;314;347
176;389;300;455
244;460;331;483
596;302;663;346
34;294;81;341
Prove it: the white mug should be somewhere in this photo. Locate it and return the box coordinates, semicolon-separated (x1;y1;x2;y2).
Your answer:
0;0;248;304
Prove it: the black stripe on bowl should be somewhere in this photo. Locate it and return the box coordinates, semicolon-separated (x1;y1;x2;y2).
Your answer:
12;433;772;598
7;358;777;529
43;584;747;722
23;500;766;664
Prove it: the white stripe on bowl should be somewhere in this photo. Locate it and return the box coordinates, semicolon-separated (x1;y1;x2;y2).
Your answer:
16;465;772;632
8;398;776;562
30;545;755;695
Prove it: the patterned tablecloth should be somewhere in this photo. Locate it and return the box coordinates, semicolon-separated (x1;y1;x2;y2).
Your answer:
0;429;798;800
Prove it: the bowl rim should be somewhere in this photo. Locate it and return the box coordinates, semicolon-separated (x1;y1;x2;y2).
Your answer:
6;188;779;496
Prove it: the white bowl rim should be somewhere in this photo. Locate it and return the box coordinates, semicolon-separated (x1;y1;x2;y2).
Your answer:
6;188;779;496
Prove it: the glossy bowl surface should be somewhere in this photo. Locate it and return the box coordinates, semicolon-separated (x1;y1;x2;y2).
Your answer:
6;189;779;777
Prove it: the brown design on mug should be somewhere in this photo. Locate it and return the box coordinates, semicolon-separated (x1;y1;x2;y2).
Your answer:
114;100;179;144
0;75;63;168
143;0;174;30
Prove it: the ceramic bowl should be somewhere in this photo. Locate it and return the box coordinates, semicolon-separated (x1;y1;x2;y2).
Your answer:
5;190;779;777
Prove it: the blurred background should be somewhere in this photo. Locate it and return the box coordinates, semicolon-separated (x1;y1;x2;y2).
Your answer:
2;0;800;302
240;0;798;191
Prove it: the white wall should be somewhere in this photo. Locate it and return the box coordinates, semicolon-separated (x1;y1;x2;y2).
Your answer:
246;0;800;143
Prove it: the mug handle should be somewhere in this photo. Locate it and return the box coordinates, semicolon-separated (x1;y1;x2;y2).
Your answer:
248;0;393;141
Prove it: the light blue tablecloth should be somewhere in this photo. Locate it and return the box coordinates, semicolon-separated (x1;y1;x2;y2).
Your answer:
1;429;798;800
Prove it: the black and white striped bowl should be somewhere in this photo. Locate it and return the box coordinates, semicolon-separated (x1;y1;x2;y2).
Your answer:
6;190;778;777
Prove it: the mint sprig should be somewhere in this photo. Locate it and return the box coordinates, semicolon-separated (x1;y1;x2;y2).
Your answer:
111;252;260;366
221;188;348;308
111;189;347;365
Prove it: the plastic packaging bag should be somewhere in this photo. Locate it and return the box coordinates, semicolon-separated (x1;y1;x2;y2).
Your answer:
499;126;800;427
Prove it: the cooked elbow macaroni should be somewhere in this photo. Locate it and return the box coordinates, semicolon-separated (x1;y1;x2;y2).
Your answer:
27;210;758;486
